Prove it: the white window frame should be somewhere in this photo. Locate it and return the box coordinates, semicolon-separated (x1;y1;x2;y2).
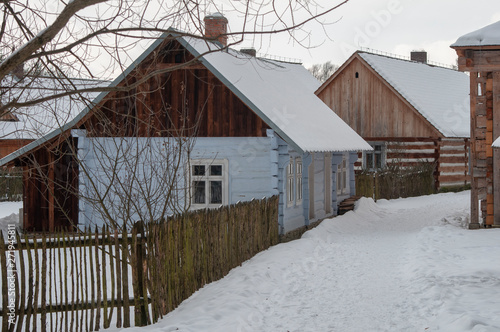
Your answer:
363;142;386;171
295;157;303;204
324;153;332;214
189;159;229;209
337;153;349;195
286;159;294;207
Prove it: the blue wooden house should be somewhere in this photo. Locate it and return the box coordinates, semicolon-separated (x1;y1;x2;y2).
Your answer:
0;24;370;234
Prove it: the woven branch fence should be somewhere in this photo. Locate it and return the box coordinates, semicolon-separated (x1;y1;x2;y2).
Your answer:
0;196;279;332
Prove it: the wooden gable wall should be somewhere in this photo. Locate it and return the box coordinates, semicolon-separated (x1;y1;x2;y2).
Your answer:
83;40;269;139
317;56;442;139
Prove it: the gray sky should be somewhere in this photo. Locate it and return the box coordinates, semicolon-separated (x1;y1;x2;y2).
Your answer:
233;0;500;68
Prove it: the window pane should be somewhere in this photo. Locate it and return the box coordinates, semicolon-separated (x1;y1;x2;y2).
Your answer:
366;153;373;169
193;165;205;176
210;181;222;204
375;154;382;169
374;145;382;151
193;181;205;204
210;165;222;176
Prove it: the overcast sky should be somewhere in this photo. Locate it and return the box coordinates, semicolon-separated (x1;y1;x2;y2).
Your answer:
232;0;500;68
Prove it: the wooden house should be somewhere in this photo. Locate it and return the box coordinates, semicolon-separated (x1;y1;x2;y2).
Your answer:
451;20;500;228
0;14;370;233
316;51;471;189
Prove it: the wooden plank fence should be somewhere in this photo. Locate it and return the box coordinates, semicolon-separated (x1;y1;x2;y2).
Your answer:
0;196;279;331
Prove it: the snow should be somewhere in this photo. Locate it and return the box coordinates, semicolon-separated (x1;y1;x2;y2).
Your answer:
359;52;470;138
451;20;500;48
493;136;500;148
102;190;500;332
0;201;22;234
184;37;372;153
0;76;105;140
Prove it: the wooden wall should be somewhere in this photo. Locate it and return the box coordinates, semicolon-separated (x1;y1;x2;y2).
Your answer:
317;56;442;138
0;139;33;159
354;137;470;189
22;139;79;231
84;40;269;139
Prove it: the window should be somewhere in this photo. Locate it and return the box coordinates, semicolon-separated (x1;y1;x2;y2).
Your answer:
296;158;303;203
286;157;303;207
324;153;332;214
190;159;228;208
337;154;348;195
286;160;294;207
364;143;386;170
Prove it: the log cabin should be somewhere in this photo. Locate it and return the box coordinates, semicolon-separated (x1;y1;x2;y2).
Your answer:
0;14;371;233
451;20;500;228
316;50;471;190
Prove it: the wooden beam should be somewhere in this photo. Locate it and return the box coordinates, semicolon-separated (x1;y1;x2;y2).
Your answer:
155;62;206;70
457;50;500;72
493;72;500;225
470;73;480;228
48;153;55;232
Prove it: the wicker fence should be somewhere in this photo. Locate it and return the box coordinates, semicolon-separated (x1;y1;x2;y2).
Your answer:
0;196;279;332
356;162;436;200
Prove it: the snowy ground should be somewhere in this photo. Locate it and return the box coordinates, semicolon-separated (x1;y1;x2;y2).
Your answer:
0;201;21;233
104;191;500;332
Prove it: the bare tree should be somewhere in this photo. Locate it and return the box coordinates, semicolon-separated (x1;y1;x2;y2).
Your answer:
308;60;339;82
0;0;350;112
1;0;351;231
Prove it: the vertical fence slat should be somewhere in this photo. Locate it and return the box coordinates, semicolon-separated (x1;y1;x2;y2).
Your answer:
84;229;89;332
101;226;108;329
130;225;140;326
48;235;53;332
79;234;84;332
62;230;69;332
88;230;95;332
15;231;25;332
106;226;115;326
57;231;63;332
32;238;40;332
24;233;33;332
114;228;122;329
121;227;130;328
69;234;75;332
40;234;47;332
0;231;9;332
94;228;101;331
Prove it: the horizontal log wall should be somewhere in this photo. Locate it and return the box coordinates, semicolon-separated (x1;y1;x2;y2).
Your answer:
355;137;470;189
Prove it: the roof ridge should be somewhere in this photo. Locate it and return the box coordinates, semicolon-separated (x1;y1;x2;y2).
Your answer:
357;49;458;71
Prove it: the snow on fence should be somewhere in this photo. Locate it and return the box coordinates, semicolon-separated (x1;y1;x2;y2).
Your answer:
0;196;279;332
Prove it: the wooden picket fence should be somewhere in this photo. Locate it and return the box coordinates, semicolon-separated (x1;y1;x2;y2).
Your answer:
0;196;279;332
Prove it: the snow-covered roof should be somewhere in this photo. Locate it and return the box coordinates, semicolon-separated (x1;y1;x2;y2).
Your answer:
493;137;500;148
358;52;470;138
182;37;370;153
451;20;500;48
0;33;370;167
0;76;105;140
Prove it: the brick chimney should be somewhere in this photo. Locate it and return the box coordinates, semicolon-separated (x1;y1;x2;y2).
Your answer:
204;12;228;47
411;51;427;63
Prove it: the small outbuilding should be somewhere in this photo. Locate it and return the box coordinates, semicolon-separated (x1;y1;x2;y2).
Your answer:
451;20;500;228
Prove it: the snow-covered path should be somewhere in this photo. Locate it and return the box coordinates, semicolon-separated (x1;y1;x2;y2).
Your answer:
109;191;500;332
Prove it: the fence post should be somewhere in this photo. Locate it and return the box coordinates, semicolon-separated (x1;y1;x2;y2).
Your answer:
132;221;148;327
